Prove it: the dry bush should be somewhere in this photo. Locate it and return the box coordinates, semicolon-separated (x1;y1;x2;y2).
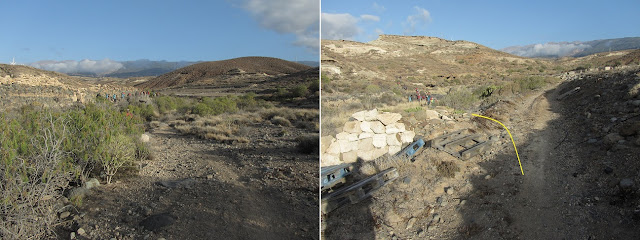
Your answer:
295;120;319;131
296;134;319;154
102;134;136;184
232;112;263;125
436;161;460;178
0;115;72;239
172;115;249;143
259;107;318;122
271;116;293;127
149;120;161;129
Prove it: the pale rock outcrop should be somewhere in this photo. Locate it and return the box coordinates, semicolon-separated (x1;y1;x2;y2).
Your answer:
359;132;374;139
326;141;341;155
360;121;373;132
321;135;335;153
401;131;416;143
321;108;418;165
341;150;359;163
343;121;362;133
364;109;378;121
358;137;375;151
425;110;440;120
377;112;402;126
387;133;402;146
372;134;388;148
336;132;350;140
389;145;402;155
370;121;386;134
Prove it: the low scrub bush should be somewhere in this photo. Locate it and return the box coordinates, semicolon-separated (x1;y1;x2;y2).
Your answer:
405;107;423;113
437;161;460;178
173;115;249;143
296;134;319;154
271;116;293;127
438;89;477;110
154;95;191;114
192;96;238;116
515;76;546;90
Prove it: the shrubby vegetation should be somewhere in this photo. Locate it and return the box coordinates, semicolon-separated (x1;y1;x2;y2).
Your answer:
0;89;319;238
0;102;147;239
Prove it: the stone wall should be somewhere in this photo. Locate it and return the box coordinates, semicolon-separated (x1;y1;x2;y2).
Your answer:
321;109;416;167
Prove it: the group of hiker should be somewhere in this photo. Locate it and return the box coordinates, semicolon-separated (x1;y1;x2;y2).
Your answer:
100;90;158;102
408;88;436;106
396;80;437;106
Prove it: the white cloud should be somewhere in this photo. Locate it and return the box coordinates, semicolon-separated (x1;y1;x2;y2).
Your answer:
403;6;432;35
30;59;123;75
372;2;386;12
238;0;319;52
360;14;380;22
503;42;591;57
321;13;361;40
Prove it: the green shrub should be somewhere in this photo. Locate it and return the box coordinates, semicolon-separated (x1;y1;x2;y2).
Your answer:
515;76;546;90
365;84;381;94
102;134;135;184
192;102;214;116
309;78;320;93
128;103;157;121
236;93;273;110
405;107;423;113
439;89;477;110
290;84;309;98
206;96;238;114
0;102;144;238
474;85;502;98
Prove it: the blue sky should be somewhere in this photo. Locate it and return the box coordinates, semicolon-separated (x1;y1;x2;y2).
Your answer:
321;0;640;49
0;0;319;65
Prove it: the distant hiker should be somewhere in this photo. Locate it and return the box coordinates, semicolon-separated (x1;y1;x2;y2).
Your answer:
113;94;117;101
409;95;412;102
121;92;125;99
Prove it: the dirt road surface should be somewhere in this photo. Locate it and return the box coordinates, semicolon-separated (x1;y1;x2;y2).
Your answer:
71;122;318;240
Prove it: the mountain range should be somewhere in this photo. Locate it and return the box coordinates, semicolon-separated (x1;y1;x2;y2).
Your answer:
29;59;318;78
502;37;640;58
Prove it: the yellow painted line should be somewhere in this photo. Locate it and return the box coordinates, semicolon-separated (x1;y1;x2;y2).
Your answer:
472;114;524;175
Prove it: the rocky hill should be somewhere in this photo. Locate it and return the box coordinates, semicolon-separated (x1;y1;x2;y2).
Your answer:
136;56;312;89
0;64;136;109
322;35;545;81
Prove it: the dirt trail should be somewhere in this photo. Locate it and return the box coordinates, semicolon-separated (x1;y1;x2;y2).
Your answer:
508;88;572;239
73;122;318;240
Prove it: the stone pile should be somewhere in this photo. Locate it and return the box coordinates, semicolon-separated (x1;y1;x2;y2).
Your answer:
321;109;416;167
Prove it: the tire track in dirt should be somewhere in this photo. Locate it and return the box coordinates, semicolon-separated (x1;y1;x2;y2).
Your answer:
510;91;568;239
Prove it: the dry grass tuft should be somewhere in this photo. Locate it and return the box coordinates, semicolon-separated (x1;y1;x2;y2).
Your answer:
271;116;293;127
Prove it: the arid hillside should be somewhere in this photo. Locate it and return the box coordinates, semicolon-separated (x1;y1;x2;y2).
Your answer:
137;56;313;89
321;35;557;87
0;64;136;109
